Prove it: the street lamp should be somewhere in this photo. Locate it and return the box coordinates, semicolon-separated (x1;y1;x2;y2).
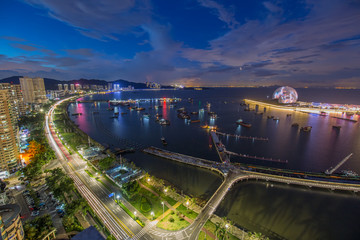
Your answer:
161;201;164;215
147;178;150;182
151;211;154;220
186;201;189;210
164;188;168;194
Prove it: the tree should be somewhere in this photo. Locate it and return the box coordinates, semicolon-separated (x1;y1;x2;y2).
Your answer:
45;168;75;201
24;214;54;240
98;157;116;170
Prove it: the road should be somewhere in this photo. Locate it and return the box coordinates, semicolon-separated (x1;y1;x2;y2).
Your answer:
47;97;360;240
46;98;142;239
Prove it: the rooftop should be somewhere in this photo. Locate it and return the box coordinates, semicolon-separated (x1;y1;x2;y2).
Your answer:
0;204;20;228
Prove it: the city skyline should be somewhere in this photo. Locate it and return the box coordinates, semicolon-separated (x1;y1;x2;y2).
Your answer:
1;0;360;87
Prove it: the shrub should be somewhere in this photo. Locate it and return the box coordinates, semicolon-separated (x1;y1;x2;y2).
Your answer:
169;217;175;223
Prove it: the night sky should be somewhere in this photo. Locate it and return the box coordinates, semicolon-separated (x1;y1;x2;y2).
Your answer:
1;0;360;87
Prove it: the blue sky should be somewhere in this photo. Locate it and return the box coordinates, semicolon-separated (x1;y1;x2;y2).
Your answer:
1;0;360;87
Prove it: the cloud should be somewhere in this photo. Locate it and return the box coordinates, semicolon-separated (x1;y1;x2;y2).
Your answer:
1;36;26;42
197;0;238;29
24;0;152;40
12;44;38;51
65;48;94;57
181;0;360;86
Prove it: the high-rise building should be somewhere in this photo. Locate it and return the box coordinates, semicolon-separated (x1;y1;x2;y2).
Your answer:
10;85;26;116
108;83;113;91
19;77;47;104
58;84;63;91
63;84;69;92
0;84;25;117
0;204;25;240
70;84;75;92
75;84;82;91
0;90;19;173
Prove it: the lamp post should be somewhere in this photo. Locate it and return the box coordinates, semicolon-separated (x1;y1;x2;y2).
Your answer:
161;201;164;215
186;201;189;210
151;211;154;220
134;211;137;220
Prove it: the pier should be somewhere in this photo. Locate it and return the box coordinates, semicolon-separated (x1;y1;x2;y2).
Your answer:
224;150;288;163
215;131;269;141
210;131;231;163
143;146;228;176
331;116;358;122
326;153;354;174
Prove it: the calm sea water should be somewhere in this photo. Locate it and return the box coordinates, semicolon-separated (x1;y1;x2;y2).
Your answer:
68;88;360;239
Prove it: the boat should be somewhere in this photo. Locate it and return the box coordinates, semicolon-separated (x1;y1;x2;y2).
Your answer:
244;108;250;111
161;137;168;146
199;108;205;113
136;107;145;111
201;125;217;130
301;126;312;132
236;119;252;128
177;107;185;112
320;111;328;116
273;117;280;121
332;125;341;129
191;120;200;123
291;123;299;127
121;112;127;115
178;112;190;119
155;113;162;118
191;112;199;115
255;112;263;115
210;114;217;120
159;119;170;125
188;98;193;103
143;113;150;119
341;170;359;177
114;112;119;116
208;111;216;115
267;116;274;119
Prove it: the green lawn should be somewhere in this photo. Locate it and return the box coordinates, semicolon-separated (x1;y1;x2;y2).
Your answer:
157;211;190;231
177;204;198;220
124;187;169;219
203;220;240;240
139;178;177;206
85;170;94;177
198;231;215;240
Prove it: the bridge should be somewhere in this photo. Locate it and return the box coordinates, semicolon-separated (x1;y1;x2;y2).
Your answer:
210;131;231;163
140;147;360;239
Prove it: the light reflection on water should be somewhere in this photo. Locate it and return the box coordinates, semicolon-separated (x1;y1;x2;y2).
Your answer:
69;88;360;239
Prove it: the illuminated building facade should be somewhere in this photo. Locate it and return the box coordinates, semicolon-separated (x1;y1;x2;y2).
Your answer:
0;90;19;173
0;204;24;240
19;77;47;104
272;86;298;104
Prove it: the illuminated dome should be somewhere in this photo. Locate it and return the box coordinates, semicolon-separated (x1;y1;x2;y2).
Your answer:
272;86;298;104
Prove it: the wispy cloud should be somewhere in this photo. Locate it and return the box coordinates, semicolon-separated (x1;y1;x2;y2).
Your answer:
197;0;238;29
24;0;152;41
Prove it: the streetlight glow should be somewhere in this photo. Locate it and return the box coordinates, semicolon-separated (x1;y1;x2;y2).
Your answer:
117;195;120;199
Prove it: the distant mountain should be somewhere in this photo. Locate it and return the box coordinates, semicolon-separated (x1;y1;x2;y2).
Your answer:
0;76;149;90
